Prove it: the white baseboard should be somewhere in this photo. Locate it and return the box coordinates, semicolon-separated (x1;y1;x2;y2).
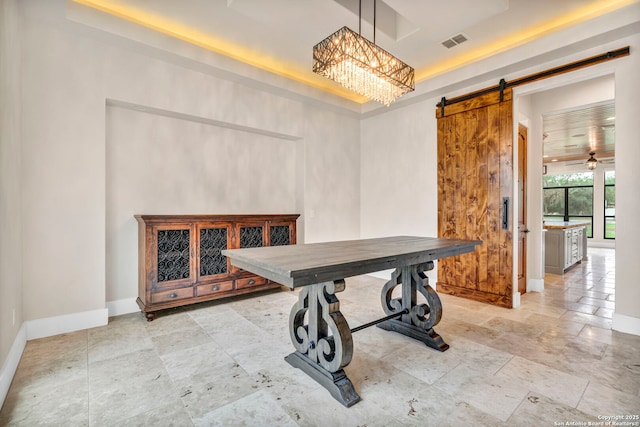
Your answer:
512;292;521;308
527;278;544;292
612;312;640;336
106;298;139;317
25;308;108;341
0;323;26;409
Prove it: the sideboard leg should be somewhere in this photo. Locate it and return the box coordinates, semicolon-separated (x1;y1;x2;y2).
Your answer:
145;312;155;322
286;280;359;407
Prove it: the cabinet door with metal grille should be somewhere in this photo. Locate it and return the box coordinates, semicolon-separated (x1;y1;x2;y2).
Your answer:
153;224;195;290
269;224;293;246
233;223;266;274
238;224;265;248
196;222;232;283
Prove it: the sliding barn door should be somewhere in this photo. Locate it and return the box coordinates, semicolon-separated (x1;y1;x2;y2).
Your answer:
436;90;513;308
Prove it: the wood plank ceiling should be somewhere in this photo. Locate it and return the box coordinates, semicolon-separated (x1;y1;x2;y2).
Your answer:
542;101;615;165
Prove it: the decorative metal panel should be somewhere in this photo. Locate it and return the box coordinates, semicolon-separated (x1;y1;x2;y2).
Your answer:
270;225;290;246
240;226;263;248
157;229;190;282
200;227;228;276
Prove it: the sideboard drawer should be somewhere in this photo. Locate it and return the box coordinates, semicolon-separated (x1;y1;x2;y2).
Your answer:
150;287;194;304
236;276;267;289
196;280;234;296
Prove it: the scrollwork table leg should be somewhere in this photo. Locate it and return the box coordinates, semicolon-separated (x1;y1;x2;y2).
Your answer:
377;261;449;351
285;279;360;407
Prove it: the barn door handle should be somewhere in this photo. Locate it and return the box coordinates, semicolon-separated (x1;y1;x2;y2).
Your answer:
502;197;510;230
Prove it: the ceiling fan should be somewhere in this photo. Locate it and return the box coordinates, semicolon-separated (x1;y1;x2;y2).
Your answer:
565;151;615;168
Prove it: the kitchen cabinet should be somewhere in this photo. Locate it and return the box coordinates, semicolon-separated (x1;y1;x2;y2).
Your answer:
544;223;587;275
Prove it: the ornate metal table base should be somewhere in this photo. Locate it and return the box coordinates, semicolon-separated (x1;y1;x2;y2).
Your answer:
286;261;446;407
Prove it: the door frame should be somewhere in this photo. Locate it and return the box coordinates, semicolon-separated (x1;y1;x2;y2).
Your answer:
511;66;618;298
517;124;528;296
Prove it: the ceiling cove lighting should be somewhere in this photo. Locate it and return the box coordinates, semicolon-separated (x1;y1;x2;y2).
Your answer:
586;152;598;170
312;0;414;106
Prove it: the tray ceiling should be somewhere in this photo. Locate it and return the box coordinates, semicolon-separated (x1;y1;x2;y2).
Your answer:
73;0;637;103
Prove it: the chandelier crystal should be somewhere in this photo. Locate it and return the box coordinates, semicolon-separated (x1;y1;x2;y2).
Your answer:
313;26;414;106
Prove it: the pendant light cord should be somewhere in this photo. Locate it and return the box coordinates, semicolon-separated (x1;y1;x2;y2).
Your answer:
358;0;361;35
373;0;376;44
358;0;377;43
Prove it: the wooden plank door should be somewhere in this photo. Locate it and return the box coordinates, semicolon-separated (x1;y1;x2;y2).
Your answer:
517;124;528;295
436;90;513;308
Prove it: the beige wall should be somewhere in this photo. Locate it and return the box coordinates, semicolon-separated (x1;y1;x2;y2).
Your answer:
18;0;361;322
0;0;23;367
106;105;299;302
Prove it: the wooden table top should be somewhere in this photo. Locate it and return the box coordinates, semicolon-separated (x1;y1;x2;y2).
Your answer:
222;236;481;288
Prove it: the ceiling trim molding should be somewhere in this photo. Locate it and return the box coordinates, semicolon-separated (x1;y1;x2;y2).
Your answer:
72;0;639;106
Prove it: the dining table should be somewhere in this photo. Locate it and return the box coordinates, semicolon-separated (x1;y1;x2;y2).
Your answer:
222;235;481;407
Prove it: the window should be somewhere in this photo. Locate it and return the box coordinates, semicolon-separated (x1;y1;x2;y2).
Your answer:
543;172;594;237
604;170;615;239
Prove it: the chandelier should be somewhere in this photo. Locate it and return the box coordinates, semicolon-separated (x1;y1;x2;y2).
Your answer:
312;1;414;106
586;152;598;170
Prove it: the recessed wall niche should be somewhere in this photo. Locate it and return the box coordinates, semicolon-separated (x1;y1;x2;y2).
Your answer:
105;104;298;304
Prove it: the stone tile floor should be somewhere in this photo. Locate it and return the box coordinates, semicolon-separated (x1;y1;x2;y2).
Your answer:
1;248;639;426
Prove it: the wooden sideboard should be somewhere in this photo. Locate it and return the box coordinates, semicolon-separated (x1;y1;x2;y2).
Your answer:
135;214;299;320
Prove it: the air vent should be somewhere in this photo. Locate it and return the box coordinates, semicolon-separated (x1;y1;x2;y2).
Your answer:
442;39;457;49
441;33;468;49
